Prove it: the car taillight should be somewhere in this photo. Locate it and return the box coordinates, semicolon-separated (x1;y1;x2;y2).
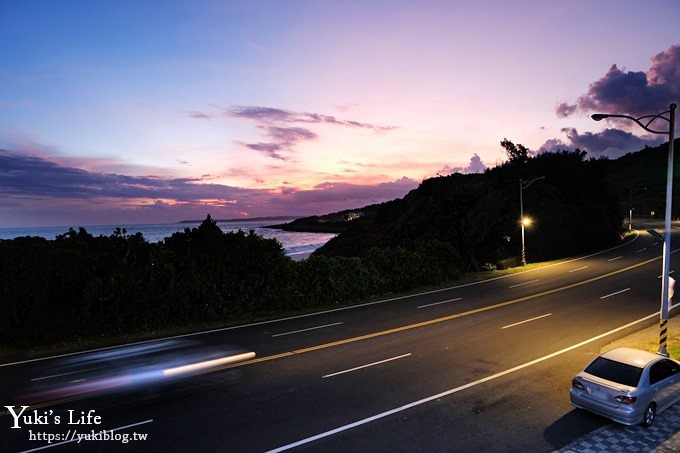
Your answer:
615;395;637;404
572;378;585;390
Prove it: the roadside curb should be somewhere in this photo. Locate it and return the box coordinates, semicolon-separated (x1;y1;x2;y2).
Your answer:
557;403;680;452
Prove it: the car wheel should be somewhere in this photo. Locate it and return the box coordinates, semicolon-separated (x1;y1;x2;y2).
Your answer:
642;403;656;427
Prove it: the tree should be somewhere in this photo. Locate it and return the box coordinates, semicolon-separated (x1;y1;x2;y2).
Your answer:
501;138;530;164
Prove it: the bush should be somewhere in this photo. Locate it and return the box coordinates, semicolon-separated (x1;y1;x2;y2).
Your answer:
0;215;469;349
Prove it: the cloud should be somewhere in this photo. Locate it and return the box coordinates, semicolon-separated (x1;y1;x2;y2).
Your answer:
465;154;487;173
230;105;397;131
537;138;573;154
0;149;416;227
229;105;397;159
555;103;577;118
437;153;487;175
242;142;287;160
558;45;680;118
0;149;258;202
239;127;318;161
266;126;317;143
550;45;679;158
229;106;295;123
269;177;418;215
187;111;212;119
300;177;417;203
537;128;665;159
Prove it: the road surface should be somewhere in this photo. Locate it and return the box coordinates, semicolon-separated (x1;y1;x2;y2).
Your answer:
1;224;676;452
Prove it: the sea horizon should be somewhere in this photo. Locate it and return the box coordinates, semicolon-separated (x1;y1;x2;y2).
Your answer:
0;218;335;258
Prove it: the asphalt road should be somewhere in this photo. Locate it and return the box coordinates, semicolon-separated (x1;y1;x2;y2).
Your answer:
1;223;677;452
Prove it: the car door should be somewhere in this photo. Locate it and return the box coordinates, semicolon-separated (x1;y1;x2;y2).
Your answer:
649;359;680;410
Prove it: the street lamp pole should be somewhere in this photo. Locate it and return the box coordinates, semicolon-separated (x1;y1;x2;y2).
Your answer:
628;187;647;232
592;103;676;356
519;176;545;266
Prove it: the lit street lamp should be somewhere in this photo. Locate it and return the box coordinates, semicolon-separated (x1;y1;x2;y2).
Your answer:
519;176;545;266
592;103;676;356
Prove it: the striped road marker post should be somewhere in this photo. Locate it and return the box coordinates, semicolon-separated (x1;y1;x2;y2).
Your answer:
660;319;669;356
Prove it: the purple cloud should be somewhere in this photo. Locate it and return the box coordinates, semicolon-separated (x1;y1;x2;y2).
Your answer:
240;126;318;161
266;126;317;143
437;153;488;175
281;177;418;206
551;45;679;157
229;106;295;123
187;111;212;119
555;103;577;118
230;105;397;131
0;149;258;202
537;128;665;159
558;45;680;118
537;138;574;154
242;142;287;160
229;105;397;159
0;150;416;227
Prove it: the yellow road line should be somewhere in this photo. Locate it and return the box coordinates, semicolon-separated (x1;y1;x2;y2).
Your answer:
233;254;667;368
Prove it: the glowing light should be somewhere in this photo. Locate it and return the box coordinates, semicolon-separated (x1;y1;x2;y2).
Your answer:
521;217;533;226
163;352;256;377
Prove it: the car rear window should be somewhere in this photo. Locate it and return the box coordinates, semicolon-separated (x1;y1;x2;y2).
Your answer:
585;357;642;387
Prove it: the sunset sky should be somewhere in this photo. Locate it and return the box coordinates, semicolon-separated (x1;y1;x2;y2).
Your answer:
1;1;679;227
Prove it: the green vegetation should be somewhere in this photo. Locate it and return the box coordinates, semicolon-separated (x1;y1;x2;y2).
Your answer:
2;140;677;351
0;216;461;349
602;315;680;360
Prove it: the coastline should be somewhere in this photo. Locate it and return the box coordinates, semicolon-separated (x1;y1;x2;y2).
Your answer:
0;220;335;257
289;251;313;261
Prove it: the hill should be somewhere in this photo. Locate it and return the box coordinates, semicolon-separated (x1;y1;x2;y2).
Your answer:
605;140;680;222
277;140;680;271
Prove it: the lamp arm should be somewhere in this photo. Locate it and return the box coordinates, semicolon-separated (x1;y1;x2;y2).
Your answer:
521;175;545;190
637;113;671;134
598;111;671;135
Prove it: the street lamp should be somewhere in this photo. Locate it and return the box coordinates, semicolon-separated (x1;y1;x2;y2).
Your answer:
628;187;647;231
520;176;545;266
592;103;676;356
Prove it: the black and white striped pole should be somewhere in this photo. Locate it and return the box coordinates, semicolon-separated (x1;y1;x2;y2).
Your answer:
593;103;676;356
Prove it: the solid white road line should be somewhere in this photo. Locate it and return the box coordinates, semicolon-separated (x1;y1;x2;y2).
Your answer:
509;279;540;288
322;354;412;378
417;298;462;309
501;313;552;329
18;419;154;452
272;322;343;338
569;266;588;273
265;312;659;453
600;288;631;299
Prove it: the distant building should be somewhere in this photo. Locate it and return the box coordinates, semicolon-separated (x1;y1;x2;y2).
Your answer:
344;212;363;221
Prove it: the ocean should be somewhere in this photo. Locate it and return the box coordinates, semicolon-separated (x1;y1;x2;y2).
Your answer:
0;219;336;259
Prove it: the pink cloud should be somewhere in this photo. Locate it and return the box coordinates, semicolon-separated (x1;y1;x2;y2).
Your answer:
0;149;417;227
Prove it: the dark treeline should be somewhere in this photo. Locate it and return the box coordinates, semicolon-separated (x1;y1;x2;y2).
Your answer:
315;142;625;270
0;216;461;348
